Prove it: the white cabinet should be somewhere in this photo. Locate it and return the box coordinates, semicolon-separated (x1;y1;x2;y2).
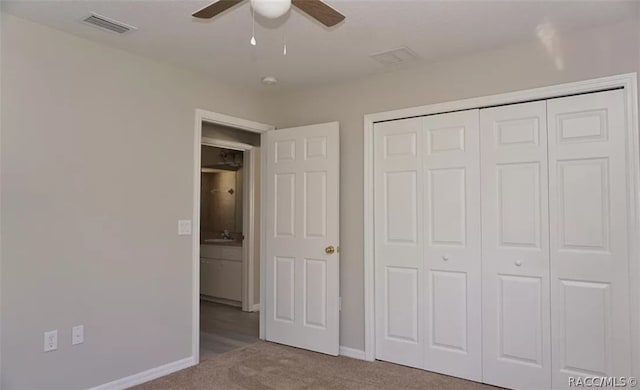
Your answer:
373;89;635;389
201;244;242;261
200;245;242;302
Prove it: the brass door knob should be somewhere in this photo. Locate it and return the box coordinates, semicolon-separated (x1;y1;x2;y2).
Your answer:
325;246;336;254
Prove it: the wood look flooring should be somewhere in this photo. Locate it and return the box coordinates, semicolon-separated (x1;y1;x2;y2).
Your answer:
199;300;259;361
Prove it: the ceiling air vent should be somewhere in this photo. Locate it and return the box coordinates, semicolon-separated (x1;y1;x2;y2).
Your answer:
369;47;419;65
82;13;137;34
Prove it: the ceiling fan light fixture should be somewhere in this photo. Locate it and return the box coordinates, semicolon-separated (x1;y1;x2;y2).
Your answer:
261;76;279;85
250;0;291;19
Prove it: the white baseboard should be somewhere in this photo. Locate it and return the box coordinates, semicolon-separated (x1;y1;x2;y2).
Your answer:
90;356;195;390
252;303;260;312
201;295;241;308
339;346;367;360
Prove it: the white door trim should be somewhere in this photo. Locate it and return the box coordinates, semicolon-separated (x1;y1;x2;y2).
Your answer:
363;73;640;369
193;109;275;364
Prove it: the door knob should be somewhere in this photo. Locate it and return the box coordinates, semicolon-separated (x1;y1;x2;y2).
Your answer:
325;246;336;254
515;260;523;267
442;255;450;261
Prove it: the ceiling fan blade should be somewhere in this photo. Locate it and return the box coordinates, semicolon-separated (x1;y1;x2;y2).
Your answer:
292;0;345;27
193;0;245;19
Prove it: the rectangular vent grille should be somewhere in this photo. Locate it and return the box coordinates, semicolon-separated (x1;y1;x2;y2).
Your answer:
83;14;136;34
369;47;419;65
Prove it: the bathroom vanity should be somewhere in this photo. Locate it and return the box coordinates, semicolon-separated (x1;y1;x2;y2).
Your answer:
200;241;243;305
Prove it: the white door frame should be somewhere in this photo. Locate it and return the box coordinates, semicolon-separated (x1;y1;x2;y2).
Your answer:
192;109;274;364
363;73;640;373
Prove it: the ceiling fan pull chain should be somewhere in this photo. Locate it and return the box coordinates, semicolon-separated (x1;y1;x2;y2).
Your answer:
250;7;257;46
283;18;288;56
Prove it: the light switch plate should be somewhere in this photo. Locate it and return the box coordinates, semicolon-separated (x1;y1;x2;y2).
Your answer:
178;219;192;236
72;325;84;345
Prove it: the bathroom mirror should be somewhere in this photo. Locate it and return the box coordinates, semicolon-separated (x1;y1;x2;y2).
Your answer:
200;145;243;241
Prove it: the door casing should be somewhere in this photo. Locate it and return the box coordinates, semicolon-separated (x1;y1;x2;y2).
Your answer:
192;109;274;365
363;73;640;378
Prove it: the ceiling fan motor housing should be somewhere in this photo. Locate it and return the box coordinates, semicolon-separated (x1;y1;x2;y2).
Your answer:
250;0;292;19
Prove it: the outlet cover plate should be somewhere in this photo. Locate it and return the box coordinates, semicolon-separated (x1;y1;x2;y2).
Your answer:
72;325;84;345
44;330;58;352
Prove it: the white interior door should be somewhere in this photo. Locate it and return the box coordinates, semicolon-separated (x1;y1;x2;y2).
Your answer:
264;122;340;355
374;117;424;368
480;101;551;390
423;110;482;381
547;89;632;388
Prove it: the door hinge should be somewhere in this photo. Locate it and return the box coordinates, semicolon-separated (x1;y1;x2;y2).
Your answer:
339;296;342;311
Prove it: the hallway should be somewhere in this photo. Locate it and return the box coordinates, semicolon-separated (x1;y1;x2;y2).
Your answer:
200;300;259;361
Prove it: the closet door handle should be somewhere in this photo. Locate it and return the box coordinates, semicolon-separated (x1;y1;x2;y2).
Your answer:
515;260;523;267
442;255;450;261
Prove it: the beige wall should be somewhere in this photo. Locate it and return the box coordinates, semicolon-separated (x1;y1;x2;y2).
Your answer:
0;14;273;389
0;9;4;388
202;122;261;146
270;18;640;351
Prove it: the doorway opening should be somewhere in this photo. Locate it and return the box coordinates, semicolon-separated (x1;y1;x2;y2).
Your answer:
193;110;273;363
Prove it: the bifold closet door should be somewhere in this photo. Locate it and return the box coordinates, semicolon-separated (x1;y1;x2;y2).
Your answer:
480;101;551;390
547;89;632;388
374;117;424;369
423;110;482;381
374;111;482;379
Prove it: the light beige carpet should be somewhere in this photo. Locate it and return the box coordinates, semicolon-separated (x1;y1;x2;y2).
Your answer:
134;341;499;390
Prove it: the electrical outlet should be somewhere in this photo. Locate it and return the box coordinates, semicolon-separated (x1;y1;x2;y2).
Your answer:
72;325;84;345
178;219;192;236
44;330;57;352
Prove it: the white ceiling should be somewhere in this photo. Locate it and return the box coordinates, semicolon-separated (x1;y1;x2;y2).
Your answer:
3;0;638;91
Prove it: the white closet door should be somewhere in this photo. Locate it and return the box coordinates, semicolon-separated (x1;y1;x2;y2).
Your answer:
374;117;424;368
423;110;482;381
547;89;631;388
480;101;551;389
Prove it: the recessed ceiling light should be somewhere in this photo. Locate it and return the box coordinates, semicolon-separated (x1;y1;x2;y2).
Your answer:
261;76;278;85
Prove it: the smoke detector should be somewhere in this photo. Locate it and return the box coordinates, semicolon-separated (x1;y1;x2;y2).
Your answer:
369;46;419;66
261;76;279;85
82;13;137;34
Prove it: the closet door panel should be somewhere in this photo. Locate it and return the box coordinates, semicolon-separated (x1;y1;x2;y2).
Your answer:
548;89;631;388
374;118;424;368
480;101;551;390
423;110;482;381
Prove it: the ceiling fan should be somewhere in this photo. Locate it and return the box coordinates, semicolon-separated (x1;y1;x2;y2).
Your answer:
193;0;345;28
